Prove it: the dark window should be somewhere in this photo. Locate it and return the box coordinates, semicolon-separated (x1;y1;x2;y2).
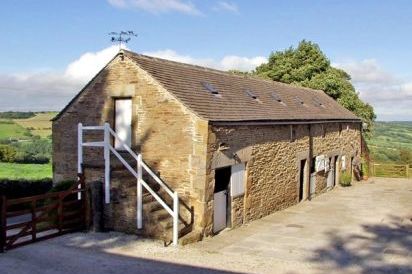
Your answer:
311;157;316;173
214;166;231;193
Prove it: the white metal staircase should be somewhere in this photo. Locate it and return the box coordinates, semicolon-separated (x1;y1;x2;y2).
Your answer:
77;122;180;245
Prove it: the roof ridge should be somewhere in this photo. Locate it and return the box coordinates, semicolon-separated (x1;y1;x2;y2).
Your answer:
122;49;325;94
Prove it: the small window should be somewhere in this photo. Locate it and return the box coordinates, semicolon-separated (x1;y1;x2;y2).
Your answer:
201;82;221;97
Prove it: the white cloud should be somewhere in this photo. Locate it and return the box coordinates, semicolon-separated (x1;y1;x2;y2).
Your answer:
65;46;120;82
143;49;266;71
213;1;239;13
0;47;265;111
107;0;202;15
335;59;412;121
0;46;120;111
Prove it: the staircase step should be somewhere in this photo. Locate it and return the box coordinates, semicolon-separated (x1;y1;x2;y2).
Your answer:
145;200;164;212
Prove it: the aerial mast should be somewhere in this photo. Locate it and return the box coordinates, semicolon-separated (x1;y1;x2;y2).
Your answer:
109;31;138;50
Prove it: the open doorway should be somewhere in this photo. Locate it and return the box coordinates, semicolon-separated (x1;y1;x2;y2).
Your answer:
299;159;308;202
213;166;231;233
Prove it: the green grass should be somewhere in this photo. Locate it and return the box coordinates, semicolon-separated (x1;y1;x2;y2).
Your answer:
0;162;52;180
368;121;412;163
0;120;31;140
14;112;56;138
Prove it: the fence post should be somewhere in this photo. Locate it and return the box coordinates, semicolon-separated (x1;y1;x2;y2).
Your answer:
81;177;90;230
406;165;409;179
0;196;6;253
77;123;83;200
58;193;63;234
173;192;179;246
137;154;143;229
31;200;36;242
104;123;111;204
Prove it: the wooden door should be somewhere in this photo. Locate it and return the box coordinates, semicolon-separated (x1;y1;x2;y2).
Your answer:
114;99;132;149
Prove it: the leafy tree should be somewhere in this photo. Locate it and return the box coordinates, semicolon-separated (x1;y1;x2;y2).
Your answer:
254;40;376;135
0;145;16;162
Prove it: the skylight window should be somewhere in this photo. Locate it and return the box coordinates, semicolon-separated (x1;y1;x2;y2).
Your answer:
294;96;305;105
312;98;326;108
201;82;221;97
271;91;286;106
245;89;258;100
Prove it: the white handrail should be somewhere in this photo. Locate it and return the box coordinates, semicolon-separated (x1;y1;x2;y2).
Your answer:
77;122;179;246
140;161;174;197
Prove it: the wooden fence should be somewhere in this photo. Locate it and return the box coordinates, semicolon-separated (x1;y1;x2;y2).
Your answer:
370;163;412;179
0;175;89;252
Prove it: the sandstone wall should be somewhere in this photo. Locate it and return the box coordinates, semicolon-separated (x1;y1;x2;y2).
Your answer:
53;54;210;239
205;122;361;235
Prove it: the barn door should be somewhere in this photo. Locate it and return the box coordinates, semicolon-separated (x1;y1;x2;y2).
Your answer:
213;190;227;233
327;157;335;188
114;99;132;149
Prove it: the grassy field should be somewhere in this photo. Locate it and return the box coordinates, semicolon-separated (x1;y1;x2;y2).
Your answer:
0;112;56;180
13;112;57;138
368;121;412;163
0;162;52;179
0;120;31;140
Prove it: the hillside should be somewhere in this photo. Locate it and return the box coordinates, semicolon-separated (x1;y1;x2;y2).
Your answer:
368;121;412;163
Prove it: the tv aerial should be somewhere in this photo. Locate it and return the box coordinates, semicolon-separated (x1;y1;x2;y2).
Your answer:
109;31;138;50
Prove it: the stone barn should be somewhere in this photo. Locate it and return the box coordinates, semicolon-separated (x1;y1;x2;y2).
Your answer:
52;49;362;244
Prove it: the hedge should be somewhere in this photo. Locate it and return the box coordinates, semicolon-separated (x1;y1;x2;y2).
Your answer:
0;178;53;199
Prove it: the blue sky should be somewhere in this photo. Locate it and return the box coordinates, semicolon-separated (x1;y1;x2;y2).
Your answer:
0;0;411;120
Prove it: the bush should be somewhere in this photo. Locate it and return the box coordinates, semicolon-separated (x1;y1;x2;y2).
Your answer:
50;180;77;192
0;178;53;199
0;145;17;162
14;153;49;164
11;138;51;164
0;111;35;119
339;171;352;187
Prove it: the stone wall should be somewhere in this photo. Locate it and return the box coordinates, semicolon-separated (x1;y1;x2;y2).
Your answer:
53;54;210;240
204;122;361;235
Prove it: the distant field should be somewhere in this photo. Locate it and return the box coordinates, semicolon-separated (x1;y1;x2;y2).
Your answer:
14;112;57;138
0;162;52;180
0;120;31;140
368;121;412;163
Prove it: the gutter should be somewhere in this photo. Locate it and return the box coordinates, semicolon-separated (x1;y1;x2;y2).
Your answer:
210;119;362;126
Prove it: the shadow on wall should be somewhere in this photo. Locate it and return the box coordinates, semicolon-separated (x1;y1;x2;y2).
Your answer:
309;215;412;274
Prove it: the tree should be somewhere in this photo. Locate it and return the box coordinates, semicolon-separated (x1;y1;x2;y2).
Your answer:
254;40;376;136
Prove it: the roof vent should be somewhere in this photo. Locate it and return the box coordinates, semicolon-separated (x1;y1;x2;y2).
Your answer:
201;82;221;97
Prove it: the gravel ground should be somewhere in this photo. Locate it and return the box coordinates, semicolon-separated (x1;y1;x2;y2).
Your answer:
1;177;411;274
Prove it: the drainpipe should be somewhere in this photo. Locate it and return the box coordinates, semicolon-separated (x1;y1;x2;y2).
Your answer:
307;124;313;201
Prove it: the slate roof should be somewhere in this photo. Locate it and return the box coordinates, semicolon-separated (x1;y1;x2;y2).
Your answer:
124;50;360;122
54;50;360;122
